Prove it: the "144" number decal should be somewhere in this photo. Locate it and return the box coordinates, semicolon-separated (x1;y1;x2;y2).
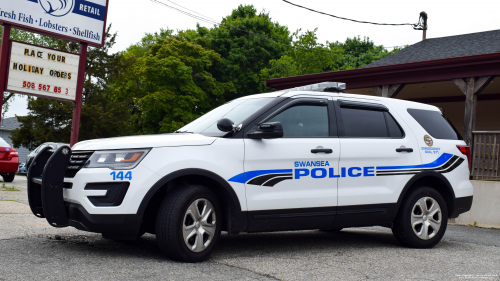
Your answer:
110;171;132;181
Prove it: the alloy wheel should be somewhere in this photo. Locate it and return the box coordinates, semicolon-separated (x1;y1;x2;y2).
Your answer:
410;197;442;240
182;198;217;252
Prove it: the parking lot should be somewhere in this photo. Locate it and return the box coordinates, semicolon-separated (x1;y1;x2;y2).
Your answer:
1;176;499;280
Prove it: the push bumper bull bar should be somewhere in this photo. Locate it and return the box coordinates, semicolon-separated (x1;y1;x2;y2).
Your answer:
27;146;144;239
27;146;72;227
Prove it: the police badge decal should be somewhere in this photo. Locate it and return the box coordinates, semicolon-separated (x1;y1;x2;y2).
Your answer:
424;135;433;147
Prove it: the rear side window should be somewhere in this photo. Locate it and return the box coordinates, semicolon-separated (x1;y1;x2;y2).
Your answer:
339;108;404;138
407;109;462;140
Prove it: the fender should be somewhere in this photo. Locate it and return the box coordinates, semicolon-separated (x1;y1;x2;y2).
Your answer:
136;168;242;216
395;171;456;214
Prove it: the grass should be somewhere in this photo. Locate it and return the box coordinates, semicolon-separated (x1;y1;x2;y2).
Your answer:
1;178;20;191
0;199;19;203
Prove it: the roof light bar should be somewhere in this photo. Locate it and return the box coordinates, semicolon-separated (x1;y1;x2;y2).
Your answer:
285;82;346;92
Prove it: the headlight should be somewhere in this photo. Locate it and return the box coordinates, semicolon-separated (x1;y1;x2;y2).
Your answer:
84;148;151;170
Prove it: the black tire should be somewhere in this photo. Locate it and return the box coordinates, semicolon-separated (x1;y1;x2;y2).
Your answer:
156;184;221;262
320;228;343;232
3;173;15;183
392;186;448;248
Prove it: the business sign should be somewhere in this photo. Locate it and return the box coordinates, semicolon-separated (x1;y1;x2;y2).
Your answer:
0;0;109;47
6;41;80;101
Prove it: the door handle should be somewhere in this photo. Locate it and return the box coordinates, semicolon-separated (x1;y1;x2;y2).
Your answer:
311;148;333;154
396;148;413;153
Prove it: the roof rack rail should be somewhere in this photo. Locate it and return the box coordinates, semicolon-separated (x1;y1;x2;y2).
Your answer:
285;82;346;93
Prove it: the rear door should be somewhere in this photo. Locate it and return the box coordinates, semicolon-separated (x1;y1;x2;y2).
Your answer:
334;98;422;219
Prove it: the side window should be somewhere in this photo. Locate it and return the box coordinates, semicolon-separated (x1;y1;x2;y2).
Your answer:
268;104;329;137
338;103;404;138
341;108;388;137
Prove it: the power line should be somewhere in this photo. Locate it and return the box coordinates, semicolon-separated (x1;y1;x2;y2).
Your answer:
157;0;219;24
149;0;218;25
282;0;425;30
148;0;406;54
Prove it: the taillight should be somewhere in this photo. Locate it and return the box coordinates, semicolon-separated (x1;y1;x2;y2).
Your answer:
456;145;471;168
7;152;18;159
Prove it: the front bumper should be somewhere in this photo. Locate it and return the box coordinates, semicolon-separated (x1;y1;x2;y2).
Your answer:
27;146;159;238
66;203;142;238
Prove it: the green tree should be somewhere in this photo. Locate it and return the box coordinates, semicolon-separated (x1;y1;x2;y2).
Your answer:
11;26;132;150
260;35;402;91
330;36;402;70
208;5;290;99
259;29;345;91
113;33;234;134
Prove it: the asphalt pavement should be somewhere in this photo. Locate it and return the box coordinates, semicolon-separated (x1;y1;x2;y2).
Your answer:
1;176;499;280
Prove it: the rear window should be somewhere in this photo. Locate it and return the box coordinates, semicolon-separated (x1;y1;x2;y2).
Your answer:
407;109;462;140
0;137;11;147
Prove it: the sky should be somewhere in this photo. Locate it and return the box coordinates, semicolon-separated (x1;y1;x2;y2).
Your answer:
5;0;500;118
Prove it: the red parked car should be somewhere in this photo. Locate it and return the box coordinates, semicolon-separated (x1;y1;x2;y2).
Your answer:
0;137;18;182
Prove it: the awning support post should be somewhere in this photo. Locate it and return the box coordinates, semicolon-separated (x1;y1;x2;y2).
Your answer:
372;84;405;98
453;76;494;146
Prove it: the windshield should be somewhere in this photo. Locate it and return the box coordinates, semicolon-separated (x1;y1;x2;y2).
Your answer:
178;98;274;135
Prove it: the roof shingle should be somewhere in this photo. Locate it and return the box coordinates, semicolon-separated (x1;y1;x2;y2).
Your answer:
0;117;22;131
365;29;500;68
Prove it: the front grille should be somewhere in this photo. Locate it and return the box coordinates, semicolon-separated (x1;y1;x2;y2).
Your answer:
65;151;94;178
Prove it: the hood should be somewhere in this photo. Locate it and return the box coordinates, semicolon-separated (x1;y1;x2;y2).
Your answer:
72;133;217;151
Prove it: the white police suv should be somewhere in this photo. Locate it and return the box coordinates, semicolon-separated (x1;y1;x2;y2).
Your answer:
27;82;473;262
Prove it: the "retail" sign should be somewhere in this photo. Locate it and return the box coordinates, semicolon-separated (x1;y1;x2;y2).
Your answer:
0;0;109;47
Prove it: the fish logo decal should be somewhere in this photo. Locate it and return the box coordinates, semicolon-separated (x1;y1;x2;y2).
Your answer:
39;0;75;17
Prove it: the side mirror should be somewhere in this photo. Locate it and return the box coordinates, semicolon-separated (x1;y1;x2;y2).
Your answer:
217;118;234;132
247;122;284;139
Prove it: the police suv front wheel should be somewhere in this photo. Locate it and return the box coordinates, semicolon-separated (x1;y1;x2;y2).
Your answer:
392;187;448;248
156;184;221;262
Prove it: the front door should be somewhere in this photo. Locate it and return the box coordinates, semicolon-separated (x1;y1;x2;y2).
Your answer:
242;98;340;231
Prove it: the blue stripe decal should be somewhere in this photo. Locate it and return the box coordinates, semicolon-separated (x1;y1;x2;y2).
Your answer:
27;0;38;3
377;153;453;170
228;169;293;184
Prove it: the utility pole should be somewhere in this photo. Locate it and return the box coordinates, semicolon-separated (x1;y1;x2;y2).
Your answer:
421;12;428;40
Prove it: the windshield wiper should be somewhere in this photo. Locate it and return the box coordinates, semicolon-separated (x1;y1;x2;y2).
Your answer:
174;130;194;134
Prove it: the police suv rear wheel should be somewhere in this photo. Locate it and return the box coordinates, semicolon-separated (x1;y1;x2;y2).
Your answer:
392;187;448;248
156;184;221;262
